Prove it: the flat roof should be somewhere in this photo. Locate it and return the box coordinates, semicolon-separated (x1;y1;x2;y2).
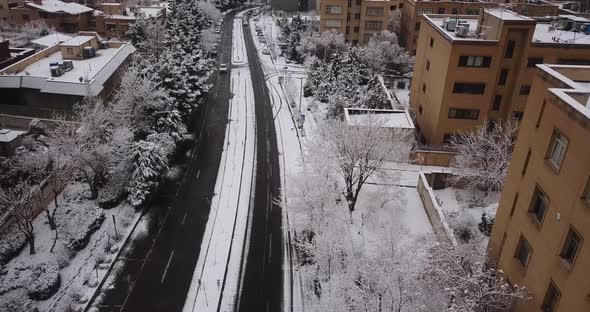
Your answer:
30;33;72;47
0;129;25;143
0;43;136;96
538;64;590;120
60;35;95;47
344;108;415;129
485;8;534;21
27;0;93;14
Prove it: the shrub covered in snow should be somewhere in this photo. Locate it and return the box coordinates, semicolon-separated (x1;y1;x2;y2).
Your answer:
127;140;169;208
57;202;105;251
0;257;60;301
0;289;33;312
0;224;27;265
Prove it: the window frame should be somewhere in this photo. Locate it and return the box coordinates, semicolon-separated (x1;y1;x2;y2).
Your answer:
520;84;531;95
448;108;480;120
505;40;516;58
514;235;532;268
452;82;486;94
325;19;342;28
366;7;384;16
458;55;491;68
492;95;502;111
325;5;343;15
529;186;549;225
541;281;560;312
560;227;582;267
498;69;508;86
365;20;383;30
546;129;569;171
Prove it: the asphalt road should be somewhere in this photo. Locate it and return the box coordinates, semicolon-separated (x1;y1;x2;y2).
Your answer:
92;11;236;312
237;21;284;312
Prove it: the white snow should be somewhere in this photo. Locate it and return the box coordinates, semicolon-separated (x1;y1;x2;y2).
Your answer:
30;33;73;48
0;128;25;142
60;36;95;47
26;0;93;15
344;107;414;129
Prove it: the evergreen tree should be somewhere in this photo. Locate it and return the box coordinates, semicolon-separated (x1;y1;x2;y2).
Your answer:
127;140;169;207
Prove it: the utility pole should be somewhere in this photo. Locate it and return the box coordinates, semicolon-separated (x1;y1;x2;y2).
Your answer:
299;78;303;111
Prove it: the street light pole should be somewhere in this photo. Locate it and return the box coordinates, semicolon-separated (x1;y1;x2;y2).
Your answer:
299;78;303;112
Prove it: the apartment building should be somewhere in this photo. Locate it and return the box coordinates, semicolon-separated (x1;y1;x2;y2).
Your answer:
7;0;94;33
488;64;590;312
94;2;166;38
409;9;590;145
319;0;397;44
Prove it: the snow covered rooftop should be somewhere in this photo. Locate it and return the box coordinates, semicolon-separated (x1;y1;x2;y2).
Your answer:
533;23;590;45
537;64;590;120
484;8;534;21
0;129;25;142
60;35;95;47
30;33;72;47
0;43;136;96
344;108;415;129
26;0;93;15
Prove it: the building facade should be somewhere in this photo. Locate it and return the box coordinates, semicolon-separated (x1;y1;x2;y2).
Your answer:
409;9;590;145
319;0;397;44
488;64;590;312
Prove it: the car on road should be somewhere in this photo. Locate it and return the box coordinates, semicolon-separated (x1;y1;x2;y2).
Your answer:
253;17;259;21
262;49;270;55
215;27;221;34
219;63;228;73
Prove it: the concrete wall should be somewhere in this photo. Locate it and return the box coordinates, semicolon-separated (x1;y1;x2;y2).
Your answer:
410;149;455;166
417;171;458;245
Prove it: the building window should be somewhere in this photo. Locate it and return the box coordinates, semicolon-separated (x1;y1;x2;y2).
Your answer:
529;186;549;225
348;0;352;8
438;8;445;14
415;22;420;30
443;133;453;143
492;95;502;111
582;177;590;205
498;69;508;85
390;5;397;10
505;40;516;58
453;83;485;94
352;39;358;45
426;60;430;70
346;26;350;34
536;100;546;128
452;8;459;14
527;57;543;67
347;13;351;21
520;85;531;95
399;3;403;9
365;21;383;30
419;105;423;114
510;193;519;216
513;111;524;120
522;149;531;176
514;235;532;267
325;19;342;28
458;55;491;67
547;129;568;170
325;5;343;15
354;26;359;33
560;227;582;266
429;37;434;47
448;108;480;120
66;47;73;54
355;0;361;5
541;281;560;312
354;13;360;20
417;9;432;16
366;7;384;16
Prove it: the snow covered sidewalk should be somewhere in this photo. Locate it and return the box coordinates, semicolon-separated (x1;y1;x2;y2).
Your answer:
182;12;257;312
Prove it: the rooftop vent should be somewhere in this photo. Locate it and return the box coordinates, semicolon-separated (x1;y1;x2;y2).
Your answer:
456;24;470;38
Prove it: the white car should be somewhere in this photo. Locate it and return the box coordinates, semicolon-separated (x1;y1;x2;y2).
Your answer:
219;63;228;73
262;49;270;55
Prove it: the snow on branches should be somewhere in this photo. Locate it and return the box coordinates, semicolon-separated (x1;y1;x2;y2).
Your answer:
126;140;169;207
448;121;518;193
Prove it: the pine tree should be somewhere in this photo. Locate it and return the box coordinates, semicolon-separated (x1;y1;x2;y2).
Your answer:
127;140;169;207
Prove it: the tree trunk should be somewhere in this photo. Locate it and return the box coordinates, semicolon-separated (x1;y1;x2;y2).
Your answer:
50;228;58;253
45;209;56;230
28;233;35;255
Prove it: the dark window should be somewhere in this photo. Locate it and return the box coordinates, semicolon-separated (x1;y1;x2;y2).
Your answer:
536;100;546;128
520;85;531;95
448;108;480;120
530;186;549;224
354;26;359;33
582;177;590;205
541;281;560;312
458;55;491;67
390;5;396;10
399;3;403;8
527;57;543;67
498;69;508;85
415;22;420;30
419;105;423;114
522;149;531;176
560;227;582;265
354;13;360;20
422;83;427;93
493;95;502;111
505;40;515;58
346;26;350;35
355;0;361;5
453;83;485;94
513;111;524;120
429;37;434;47
348;0;352;8
426;60;430;70
452;8;458;14
347;13;351;21
352;40;358;45
547;129;568;169
438;8;445;14
510;193;519;216
514;235;532;267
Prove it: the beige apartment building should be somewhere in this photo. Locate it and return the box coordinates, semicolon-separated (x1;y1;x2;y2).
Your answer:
409;9;590;145
319;0;397;44
488;64;590;312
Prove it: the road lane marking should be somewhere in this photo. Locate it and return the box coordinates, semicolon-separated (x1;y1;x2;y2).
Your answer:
182;212;188;225
161;250;175;284
197;169;201;179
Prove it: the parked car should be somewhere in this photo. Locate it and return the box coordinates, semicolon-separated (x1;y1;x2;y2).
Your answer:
262;49;270;55
259;37;266;43
219;63;228;73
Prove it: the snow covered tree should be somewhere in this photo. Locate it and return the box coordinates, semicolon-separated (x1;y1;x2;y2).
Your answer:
126;140;169;207
356;76;391;110
306;119;410;215
278;14;309;63
359;30;414;75
388;9;401;33
298;30;349;62
198;1;222;23
426;241;529;311
200;27;220;54
448;121;518;193
0;183;37;255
